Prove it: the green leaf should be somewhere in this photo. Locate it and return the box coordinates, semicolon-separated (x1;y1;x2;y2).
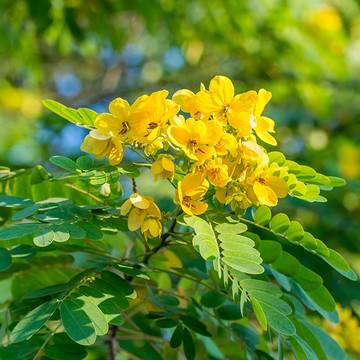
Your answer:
101;271;133;296
258;240;282;263
0;223;42;240
232;323;259;350
305;285;336;313
200;291;226;308
260;303;296;336
65;224;87;239
182;328;195;360
50;156;78;172
292;318;327;360
180;316;211;336
321;249;357;281
0;195;33;208
241;279;282;297
272;252;301;277
252;206;271;225
0;248;12;271
215;223;247;234
306;322;346;360
155;319;178;328
30;165;51;184
300;232;317;251
216;304;242;320
269;213;290;233
170;325;183;348
60;298;97;346
293;266;323;291
43;99;97;127
33;228;55;247
12;204;40;221
76;296;108;336
286;221;304;242
252;298;267;331
327;176;346;188
79;223;103;241
10;300;58;343
76;156;94;170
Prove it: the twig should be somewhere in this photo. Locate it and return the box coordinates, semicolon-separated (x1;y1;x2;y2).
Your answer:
65;183;104;203
107;325;118;360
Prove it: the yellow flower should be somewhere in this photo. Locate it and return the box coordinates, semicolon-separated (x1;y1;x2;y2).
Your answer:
129;90;179;145
120;193;162;238
172;89;203;119
175;172;209;215
228;89;277;145
80;130;123;165
251;89;277;146
215;184;252;210
248;169;288;207
239;141;268;167
151;155;175;180
95;97;131;139
215;133;238;157
325;304;360;355
196;76;257;128
205;158;229;187
168;118;223;162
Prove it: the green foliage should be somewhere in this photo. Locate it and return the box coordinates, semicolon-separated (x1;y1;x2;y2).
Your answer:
0;142;355;359
42;100;97;129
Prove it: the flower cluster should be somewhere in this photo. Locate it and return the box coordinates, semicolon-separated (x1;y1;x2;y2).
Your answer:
81;75;292;237
324;304;360;355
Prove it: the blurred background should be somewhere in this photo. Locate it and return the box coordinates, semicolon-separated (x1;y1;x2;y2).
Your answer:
0;0;359;286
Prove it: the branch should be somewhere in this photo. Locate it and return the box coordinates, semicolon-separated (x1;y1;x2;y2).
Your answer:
107;325;118;360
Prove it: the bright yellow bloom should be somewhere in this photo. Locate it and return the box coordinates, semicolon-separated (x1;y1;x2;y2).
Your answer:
215;133;238;157
325;304;360;355
229;89;277;145
175;172;209;215
248;168;288;207
95;97;131;140
120;193;162;239
151;155;175;180
80;130;123;165
129;90;179;145
168;118;223;162
215;184;252;210
205;158;229;187
172;89;203;119
196;76;257;128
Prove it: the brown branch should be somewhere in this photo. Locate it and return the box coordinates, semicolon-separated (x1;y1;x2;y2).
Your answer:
107;325;118;360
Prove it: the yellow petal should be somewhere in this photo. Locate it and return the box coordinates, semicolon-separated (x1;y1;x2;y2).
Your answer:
172;89;196;113
129;193;150;209
109;97;130;118
228;112;252;137
167;126;189;147
253;181;278;206
161;157;175;173
80;133;110;157
265;176;288;198
255;89;272;117
209;75;234;106
120;199;132;216
205;120;223;146
231;90;257;113
95;113;120;135
128;208;144;231
190;200;208;215
108;138;124;165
